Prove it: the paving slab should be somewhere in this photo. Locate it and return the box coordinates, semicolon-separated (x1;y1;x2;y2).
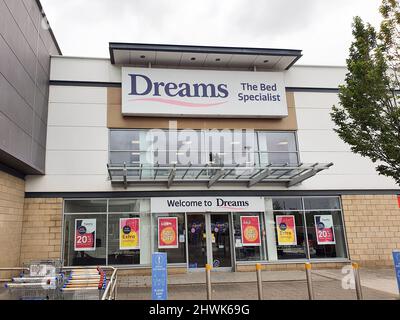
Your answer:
119;270;330;288
313;268;400;296
117;280;397;300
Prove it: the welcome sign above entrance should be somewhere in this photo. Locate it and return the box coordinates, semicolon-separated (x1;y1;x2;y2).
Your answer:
151;197;265;213
121;67;288;118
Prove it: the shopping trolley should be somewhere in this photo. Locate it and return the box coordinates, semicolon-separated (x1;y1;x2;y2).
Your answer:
5;260;65;300
61;267;108;300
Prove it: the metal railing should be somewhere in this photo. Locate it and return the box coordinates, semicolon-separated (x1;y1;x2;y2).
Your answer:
204;261;363;301
109;150;300;167
3;262;365;301
101;267;118;300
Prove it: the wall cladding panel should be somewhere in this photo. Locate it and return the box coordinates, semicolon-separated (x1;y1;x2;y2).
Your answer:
0;0;61;174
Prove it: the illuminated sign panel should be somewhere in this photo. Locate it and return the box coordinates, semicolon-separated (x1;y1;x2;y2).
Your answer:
122;67;288;118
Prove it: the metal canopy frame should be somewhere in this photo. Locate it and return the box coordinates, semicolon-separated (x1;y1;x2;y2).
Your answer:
107;162;333;189
109;43;303;70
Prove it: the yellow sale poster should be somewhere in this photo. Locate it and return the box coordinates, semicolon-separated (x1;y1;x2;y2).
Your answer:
120;218;140;250
276;215;297;246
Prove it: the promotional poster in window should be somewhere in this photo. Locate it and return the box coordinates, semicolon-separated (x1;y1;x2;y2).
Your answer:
314;215;336;245
158;217;179;249
120;218;140;250
240;216;261;246
74;219;96;251
276;215;297;246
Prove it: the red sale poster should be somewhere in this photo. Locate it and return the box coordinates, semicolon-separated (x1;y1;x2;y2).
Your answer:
74;219;96;251
314;215;336;245
158;217;179;249
397;195;400;208
240;216;261;246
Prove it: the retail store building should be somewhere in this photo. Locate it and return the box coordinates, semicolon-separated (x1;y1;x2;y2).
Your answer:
1;1;400;273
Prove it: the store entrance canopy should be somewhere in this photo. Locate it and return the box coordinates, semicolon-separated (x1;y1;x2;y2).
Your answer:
109;43;302;70
107;162;333;189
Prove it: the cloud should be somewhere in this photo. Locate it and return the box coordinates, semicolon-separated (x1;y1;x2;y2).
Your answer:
40;0;383;65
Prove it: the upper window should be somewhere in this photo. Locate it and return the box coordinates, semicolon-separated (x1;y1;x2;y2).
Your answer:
304;197;341;210
64;200;107;213
257;132;298;166
109;129;299;167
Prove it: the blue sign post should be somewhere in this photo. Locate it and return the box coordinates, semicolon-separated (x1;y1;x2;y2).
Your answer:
152;252;168;300
393;250;400;296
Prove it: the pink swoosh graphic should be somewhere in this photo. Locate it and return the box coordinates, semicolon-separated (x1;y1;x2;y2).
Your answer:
129;97;227;108
220;206;247;211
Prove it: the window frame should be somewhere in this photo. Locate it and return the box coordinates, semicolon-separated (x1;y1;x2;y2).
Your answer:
62;196;350;267
108;129;301;167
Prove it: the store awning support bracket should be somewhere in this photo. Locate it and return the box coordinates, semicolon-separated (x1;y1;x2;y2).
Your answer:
106;164;112;180
287;162;333;187
248;165;273;187
123;162;128;189
167;165;177;189
208;169;226;188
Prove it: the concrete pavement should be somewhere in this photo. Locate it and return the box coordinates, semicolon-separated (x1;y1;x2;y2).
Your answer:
116;267;400;300
0;267;398;300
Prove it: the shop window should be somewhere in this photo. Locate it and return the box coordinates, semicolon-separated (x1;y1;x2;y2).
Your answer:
108;199;142;213
109;129;300;168
107;213;152;265
305;210;347;259
205;130;257;166
63;214;107;266
233;213;267;262
304;197;341;210
109;130;153;166
152;213;187;264
267;197;347;261
269;211;307;260
272;198;303;211
110;130;141;151
257;132;299;166
174;130;204;165
64;200;107;213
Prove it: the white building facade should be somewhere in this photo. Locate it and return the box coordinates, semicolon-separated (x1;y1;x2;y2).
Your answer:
24;44;400;272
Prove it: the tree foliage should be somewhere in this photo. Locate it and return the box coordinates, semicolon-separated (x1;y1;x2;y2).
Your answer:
331;0;400;184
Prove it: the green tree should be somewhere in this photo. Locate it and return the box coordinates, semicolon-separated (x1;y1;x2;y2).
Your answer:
331;0;400;184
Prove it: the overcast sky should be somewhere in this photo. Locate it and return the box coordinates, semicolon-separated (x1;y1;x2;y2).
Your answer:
40;0;383;66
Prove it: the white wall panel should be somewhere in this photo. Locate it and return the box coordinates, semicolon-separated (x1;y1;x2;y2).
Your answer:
50;56;121;83
300;151;382;175
25;175;113;192
296;109;336;130
285;66;347;88
294;92;341;109
292;174;399;190
45;151;108;175
47;127;108;151
297;130;350;152
49;86;107;104
48;103;107;127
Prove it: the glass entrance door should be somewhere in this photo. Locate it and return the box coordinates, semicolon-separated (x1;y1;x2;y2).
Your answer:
210;214;232;269
187;213;232;271
187;214;207;269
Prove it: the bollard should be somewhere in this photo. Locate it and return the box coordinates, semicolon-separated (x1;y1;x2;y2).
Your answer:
352;262;363;300
305;263;314;300
256;263;263;300
206;264;212;300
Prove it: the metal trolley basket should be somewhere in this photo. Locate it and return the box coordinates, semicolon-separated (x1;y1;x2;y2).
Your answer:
61;267;108;300
5;260;65;300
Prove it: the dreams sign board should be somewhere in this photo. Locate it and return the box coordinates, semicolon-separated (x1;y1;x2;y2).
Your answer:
122;67;288;118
